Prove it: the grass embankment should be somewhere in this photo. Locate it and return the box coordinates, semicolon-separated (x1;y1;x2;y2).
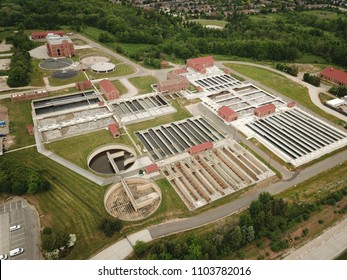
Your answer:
0;98;35;149
46;129;134;170
128;76;157;95
224;63;342;124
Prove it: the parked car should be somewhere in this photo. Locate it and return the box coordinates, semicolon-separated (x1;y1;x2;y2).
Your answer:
9;248;24;257
0;254;8;260
9;225;21;232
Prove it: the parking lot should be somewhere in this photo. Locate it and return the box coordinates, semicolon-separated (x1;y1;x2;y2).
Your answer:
0;198;40;260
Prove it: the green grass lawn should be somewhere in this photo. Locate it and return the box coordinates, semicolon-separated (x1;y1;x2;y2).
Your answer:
112;80;128;95
128;75;157;94
46;129;134;170
48;71;86;87
0;98;35;149
30;58;49;87
117;43;152;56
189;19;228;28
224;63;342;124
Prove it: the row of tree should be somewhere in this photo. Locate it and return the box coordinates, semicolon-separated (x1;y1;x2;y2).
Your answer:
303;73;321;86
6;27;33;87
275;63;299;77
0;157;51;195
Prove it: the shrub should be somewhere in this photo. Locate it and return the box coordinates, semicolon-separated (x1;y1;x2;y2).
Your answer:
98;218;123;237
302;228;309;237
134;241;149;257
42;227;52;235
318;219;324;224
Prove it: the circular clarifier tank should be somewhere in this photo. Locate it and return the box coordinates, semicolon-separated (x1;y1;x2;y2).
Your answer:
88;144;136;175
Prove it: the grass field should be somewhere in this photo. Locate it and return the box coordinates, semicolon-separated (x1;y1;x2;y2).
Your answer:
224;63;342;124
46;129;134;170
112;80;128;95
48;71;86;87
0;98;35;149
128;76;157;94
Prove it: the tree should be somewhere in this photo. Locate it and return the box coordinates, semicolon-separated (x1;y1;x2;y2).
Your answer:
134;241;149;257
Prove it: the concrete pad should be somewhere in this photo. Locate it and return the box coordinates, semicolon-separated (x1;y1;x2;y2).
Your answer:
90;238;133;260
127;229;153;246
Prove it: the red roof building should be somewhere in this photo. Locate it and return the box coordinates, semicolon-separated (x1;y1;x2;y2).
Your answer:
186;56;214;73
46;33;75;57
26;124;34;136
320;67;347;86
145;164;158;174
188;142;213;155
157;72;189;94
218;106;238;122
108;123;120;138
174;68;188;74
75;80;92;91
254;104;276;118
99;79;119;100
287;101;296;108
31;30;64;40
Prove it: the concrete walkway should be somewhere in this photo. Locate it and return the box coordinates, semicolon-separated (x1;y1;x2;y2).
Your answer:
284;217;347;260
119;78;139;99
218;61;347;122
91;230;152;260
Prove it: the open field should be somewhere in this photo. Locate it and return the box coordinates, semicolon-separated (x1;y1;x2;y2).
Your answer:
46;129;134;170
224;63;342;124
0;98;35;149
48;71;86;87
128;75;157;94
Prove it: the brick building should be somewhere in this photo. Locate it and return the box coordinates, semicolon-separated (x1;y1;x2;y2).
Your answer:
99;79;119;100
157;72;189;94
320;67;347;86
75;80;92;91
108;123;120;138
188;142;213;155
218;106;238;122
145;164;159;174
254;104;276;117
46;33;75;58
31;30;64;40
11;90;48;102
186;56;214;73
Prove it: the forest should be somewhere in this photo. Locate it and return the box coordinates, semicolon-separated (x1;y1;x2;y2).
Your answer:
0;1;346;66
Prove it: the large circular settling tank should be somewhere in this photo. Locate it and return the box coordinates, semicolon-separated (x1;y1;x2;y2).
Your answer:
40;58;73;70
104;178;162;221
88;144;136;174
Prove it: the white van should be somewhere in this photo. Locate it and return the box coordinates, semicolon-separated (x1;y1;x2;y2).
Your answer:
9;248;24;257
9;225;21;232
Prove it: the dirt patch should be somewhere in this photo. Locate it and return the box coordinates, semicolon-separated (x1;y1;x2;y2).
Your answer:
0;58;10;70
2;135;16;150
0;40;12;53
294;64;324;74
